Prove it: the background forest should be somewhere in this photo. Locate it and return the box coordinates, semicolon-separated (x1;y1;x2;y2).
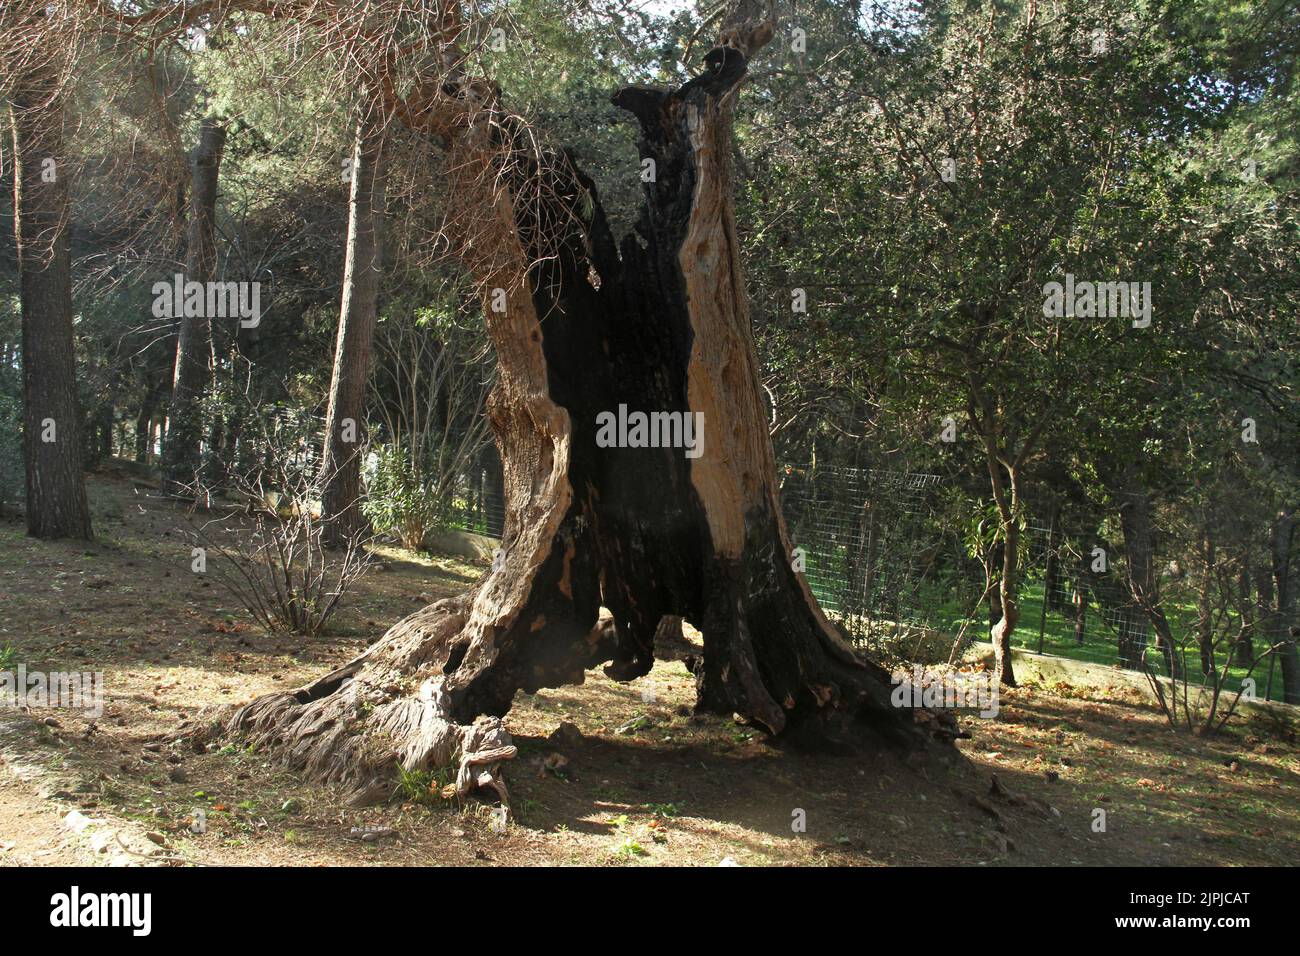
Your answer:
0;0;1298;869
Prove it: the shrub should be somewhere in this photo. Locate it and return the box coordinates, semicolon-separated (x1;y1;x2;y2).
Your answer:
190;418;372;637
362;441;448;550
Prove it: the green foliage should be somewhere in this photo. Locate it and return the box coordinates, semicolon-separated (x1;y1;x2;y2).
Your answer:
362;441;450;550
613;837;648;860
396;759;458;806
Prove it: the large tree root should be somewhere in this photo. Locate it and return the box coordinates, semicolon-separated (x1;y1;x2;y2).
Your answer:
211;594;955;811
221;595;516;808
216;582;628;809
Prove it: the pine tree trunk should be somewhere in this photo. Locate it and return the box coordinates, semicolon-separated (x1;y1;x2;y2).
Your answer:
1233;565;1255;666
1195;530;1216;677
222;17;941;806
10;66;92;540
319;101;388;547
1269;507;1299;705
161;116;225;496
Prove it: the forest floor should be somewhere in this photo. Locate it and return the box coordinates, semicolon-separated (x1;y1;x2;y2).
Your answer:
0;469;1297;867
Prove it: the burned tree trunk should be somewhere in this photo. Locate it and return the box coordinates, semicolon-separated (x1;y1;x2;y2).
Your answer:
10;64;93;540
223;17;938;806
161;117;226;496
319;100;389;547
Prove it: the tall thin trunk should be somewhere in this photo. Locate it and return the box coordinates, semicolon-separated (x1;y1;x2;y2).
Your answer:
97;402;113;462
161;116;226;496
135;380;157;462
1072;573;1087;645
1257;561;1277;700
1269;507;1299;705
319;101;388;547
1196;530;1216;677
1042;500;1063;612
1234;565;1255;666
10;64;92;540
1117;478;1177;676
991;514;1020;686
977;445;1020;687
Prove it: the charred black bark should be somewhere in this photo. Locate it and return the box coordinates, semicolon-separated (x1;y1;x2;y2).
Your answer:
469;32;925;741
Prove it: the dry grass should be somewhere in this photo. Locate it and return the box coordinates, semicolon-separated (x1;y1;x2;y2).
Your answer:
0;470;1296;867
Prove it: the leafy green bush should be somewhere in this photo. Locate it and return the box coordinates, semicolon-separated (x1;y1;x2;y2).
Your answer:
362;441;448;550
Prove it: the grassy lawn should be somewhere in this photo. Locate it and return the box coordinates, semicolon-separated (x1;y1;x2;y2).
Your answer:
798;542;1290;704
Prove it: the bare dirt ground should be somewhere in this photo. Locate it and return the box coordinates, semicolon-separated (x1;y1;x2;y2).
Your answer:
0;469;1296;867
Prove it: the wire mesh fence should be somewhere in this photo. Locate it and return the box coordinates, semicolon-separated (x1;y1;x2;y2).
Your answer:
442;461;506;538
779;463;946;654
438;457;1290;701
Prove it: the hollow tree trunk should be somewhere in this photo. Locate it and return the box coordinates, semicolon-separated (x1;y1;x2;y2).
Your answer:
10;63;93;540
222;14;939;807
161;117;226;496
319;100;388;547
